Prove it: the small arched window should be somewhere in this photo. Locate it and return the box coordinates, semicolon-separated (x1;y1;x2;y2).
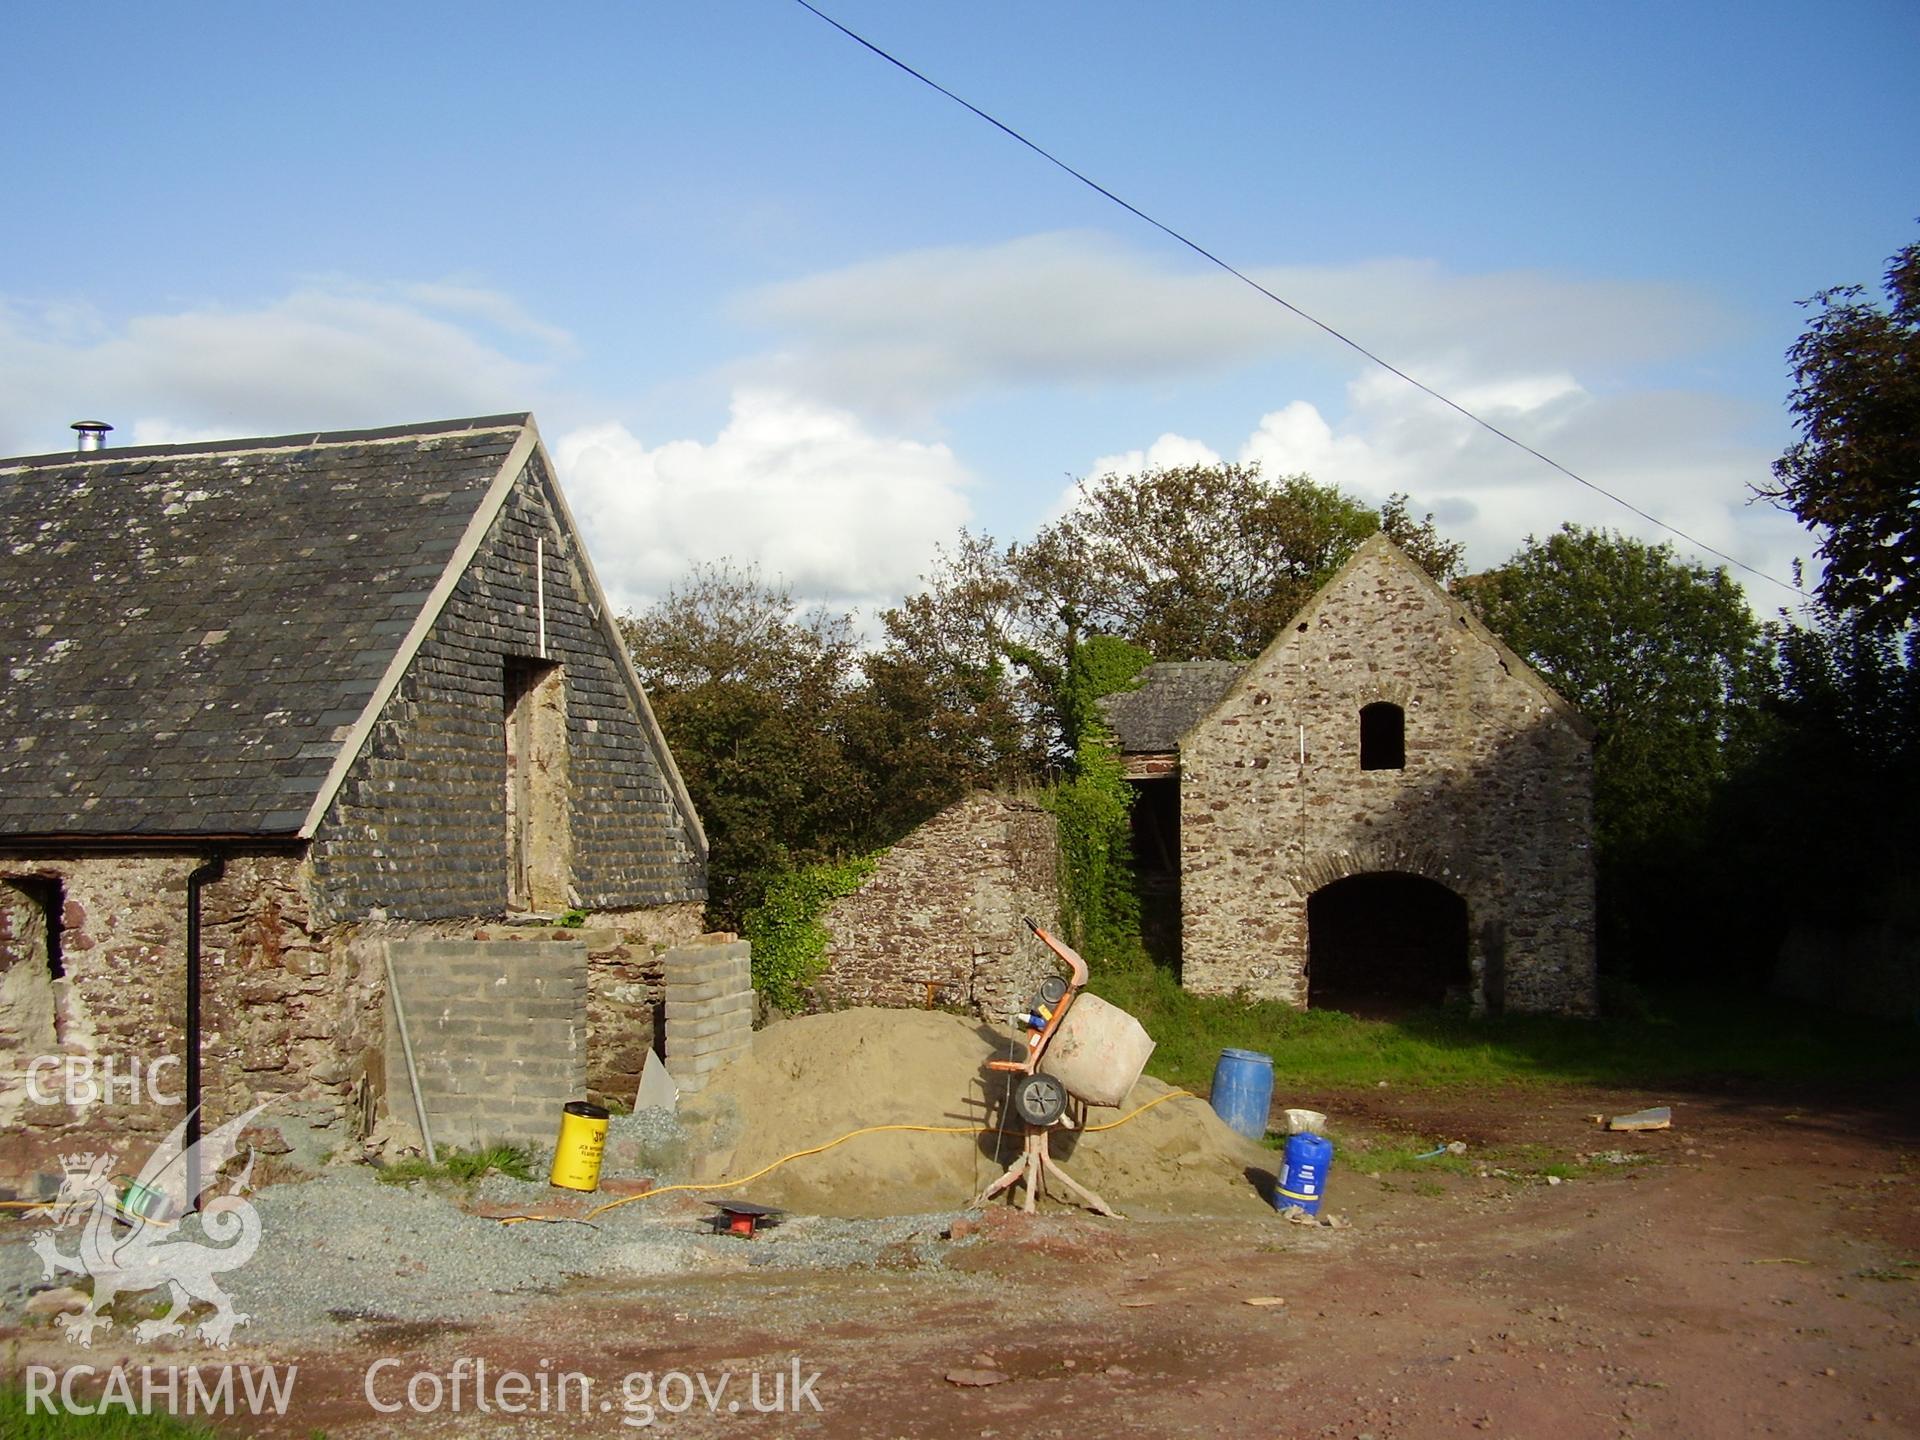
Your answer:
1359;702;1405;771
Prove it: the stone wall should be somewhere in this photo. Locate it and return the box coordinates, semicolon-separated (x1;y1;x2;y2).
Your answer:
1179;537;1597;1015
816;793;1063;1019
0;851;371;1188
0;843;702;1190
663;939;752;1096
307;450;704;925
382;937;588;1152
0;855;197;1186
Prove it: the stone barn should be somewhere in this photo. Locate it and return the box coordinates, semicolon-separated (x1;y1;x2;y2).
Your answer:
0;414;725;1190
1101;535;1596;1016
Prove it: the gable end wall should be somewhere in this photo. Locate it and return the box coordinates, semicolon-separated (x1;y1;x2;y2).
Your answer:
1179;541;1596;1014
307;453;704;924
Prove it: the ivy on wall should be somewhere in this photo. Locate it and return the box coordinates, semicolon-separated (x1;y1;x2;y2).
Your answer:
1046;634;1153;961
741;853;879;1011
1046;729;1138;958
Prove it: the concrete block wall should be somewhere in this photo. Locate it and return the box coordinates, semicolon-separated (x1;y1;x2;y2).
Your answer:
662;939;751;1095
384;938;587;1151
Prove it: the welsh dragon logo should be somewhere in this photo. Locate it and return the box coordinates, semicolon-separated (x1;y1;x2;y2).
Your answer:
27;1103;270;1348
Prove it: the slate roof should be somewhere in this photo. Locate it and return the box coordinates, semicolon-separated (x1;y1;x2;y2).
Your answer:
0;416;532;838
1099;661;1246;754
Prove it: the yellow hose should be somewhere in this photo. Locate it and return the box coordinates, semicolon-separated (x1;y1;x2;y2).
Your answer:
2;1095;1207;1227
496;1088;1201;1225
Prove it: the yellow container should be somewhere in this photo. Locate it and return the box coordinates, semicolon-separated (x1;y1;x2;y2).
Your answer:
548;1100;610;1192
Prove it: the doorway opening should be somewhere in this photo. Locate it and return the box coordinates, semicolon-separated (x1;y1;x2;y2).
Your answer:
1307;872;1468;1014
1125;776;1181;974
503;658;570;912
1;874;65;1050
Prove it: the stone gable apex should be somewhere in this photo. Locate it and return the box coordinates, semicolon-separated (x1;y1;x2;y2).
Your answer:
1190;532;1592;743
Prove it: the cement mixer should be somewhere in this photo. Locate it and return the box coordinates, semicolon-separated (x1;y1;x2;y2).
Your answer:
974;918;1156;1214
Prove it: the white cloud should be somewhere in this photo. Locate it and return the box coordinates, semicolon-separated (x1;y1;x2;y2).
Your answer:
1090;375;1812;610
1088;432;1224;481
554;390;974;615
0;281;979;615
735;232;1732;413
0;283;562;457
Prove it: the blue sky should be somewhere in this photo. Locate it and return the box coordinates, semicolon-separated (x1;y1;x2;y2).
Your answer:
4;1;1915;619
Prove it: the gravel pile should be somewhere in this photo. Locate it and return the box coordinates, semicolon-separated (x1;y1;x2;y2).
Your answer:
3;1101;973;1341
217;1163;969;1339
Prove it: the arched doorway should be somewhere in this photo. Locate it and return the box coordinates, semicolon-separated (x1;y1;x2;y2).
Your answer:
1307;873;1469;1014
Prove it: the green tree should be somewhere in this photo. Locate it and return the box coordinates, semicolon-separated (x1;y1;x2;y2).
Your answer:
1763;235;1920;632
621;564;868;927
858;529;1049;827
1380;492;1468;588
892;467;1465;770
1023;463;1380;661
1743;603;1919;919
1467;525;1770;861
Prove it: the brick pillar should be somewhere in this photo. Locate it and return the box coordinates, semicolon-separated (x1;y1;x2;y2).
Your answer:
662;939;751;1095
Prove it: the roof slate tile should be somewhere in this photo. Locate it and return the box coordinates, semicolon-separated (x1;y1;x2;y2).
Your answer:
0;415;527;837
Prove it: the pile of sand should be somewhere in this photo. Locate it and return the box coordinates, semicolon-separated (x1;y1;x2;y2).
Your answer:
677;1008;1273;1218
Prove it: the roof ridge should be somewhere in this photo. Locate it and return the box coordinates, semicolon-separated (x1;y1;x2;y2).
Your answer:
0;413;532;472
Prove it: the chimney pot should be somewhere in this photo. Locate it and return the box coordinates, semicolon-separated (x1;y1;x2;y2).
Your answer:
71;421;113;453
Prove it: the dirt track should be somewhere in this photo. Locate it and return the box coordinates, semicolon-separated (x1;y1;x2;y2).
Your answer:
11;1080;1917;1438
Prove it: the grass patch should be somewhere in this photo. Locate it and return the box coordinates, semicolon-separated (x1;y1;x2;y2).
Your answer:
1315;1139;1480;1177
0;1385;234;1437
1286;1133;1654;1186
1087;955;1920;1093
377;1143;534;1186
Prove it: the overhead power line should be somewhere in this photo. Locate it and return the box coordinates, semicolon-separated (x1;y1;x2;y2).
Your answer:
788;0;1807;599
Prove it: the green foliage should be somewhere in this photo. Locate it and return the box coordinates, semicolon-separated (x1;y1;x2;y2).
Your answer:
1044;632;1152;954
1464;525;1771;972
1380;492;1467;586
625;470;1472;942
859;529;1045;833
1047;731;1137;955
1021;463;1383;662
0;1386;234;1437
741;853;879;1011
556;907;588;928
1087;950;1920;1094
1710;601;1920;936
622;563;873;927
377;1143;534;1185
1765;233;1920;633
1467;524;1770;859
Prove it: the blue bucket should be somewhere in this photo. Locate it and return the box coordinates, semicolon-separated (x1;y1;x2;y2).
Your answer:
1277;1131;1335;1214
1209;1047;1274;1141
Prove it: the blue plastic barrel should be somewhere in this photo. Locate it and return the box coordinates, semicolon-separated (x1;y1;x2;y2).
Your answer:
1277;1131;1335;1214
1209;1047;1274;1141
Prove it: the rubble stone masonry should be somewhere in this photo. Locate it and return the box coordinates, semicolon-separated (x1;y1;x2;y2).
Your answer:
1179;537;1597;1014
817;793;1062;1020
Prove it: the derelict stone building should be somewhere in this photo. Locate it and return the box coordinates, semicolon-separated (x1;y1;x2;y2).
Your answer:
1102;535;1597;1016
0;415;716;1187
814;792;1063;1019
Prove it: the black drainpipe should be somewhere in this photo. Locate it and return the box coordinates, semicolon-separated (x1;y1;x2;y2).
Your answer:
185;853;225;1209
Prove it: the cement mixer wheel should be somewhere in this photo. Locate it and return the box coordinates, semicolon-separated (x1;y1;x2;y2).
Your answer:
1012;1072;1068;1128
